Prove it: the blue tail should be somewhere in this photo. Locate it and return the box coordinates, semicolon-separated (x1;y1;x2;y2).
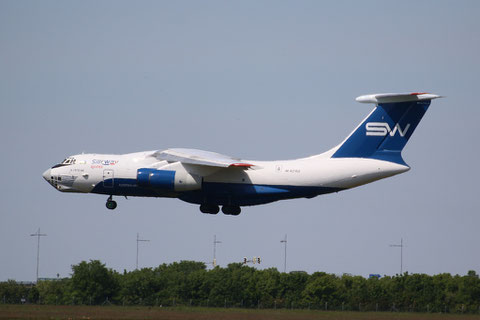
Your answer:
331;93;440;165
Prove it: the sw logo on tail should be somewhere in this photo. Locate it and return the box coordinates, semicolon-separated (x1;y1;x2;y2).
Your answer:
43;92;441;215
365;122;411;137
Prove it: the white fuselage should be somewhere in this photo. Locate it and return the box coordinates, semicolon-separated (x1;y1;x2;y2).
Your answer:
43;150;409;205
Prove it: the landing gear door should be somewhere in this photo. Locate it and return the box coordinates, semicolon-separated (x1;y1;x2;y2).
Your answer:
103;169;114;188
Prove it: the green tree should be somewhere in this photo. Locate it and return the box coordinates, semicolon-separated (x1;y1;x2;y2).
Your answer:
224;263;255;307
152;260;207;306
341;274;368;310
457;271;480;312
252;268;281;308
120;268;158;305
36;279;71;305
0;280;29;303
279;271;309;308
302;272;339;309
70;260;119;304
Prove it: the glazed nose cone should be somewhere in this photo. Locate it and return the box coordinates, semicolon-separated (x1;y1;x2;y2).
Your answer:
42;168;51;181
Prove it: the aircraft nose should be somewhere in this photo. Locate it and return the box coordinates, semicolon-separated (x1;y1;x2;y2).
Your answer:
42;168;51;181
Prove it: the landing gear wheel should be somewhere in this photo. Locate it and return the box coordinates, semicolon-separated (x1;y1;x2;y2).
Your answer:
106;196;117;210
222;206;241;216
200;204;219;214
106;200;117;210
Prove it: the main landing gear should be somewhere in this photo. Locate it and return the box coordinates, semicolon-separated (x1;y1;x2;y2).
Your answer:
199;204;241;216
222;205;241;216
106;195;117;210
200;204;219;214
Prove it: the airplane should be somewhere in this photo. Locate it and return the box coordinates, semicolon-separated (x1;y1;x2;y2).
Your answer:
42;92;440;215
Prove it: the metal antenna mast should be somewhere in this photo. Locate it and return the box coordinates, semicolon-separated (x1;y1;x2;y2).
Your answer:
30;228;47;283
390;238;404;274
136;233;150;270
213;235;221;267
280;234;287;273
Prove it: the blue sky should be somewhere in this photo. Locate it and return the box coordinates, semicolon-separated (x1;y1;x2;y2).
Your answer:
1;0;479;281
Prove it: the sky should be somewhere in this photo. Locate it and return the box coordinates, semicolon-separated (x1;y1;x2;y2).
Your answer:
1;0;479;282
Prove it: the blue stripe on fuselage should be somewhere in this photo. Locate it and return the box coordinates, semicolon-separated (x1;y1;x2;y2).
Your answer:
180;182;342;206
91;178;176;198
92;179;343;206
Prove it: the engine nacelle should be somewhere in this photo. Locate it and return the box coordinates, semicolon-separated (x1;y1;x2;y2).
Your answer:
137;168;201;191
137;168;175;190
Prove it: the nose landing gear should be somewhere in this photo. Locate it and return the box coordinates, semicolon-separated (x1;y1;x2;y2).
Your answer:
106;195;117;210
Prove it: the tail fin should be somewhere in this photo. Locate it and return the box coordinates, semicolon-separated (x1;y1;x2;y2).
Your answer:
331;93;441;165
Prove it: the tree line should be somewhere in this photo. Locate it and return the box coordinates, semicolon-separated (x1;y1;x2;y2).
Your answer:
1;260;479;313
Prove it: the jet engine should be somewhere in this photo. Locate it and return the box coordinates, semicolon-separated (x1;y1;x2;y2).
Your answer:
137;168;201;191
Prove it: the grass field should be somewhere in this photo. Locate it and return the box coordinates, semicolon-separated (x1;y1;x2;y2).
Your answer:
1;305;480;320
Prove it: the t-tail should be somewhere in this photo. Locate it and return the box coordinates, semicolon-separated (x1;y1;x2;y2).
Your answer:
331;93;441;166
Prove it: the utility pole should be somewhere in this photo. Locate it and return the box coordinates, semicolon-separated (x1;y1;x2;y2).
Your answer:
390;238;404;274
30;228;47;283
136;233;150;270
280;234;287;273
213;235;221;267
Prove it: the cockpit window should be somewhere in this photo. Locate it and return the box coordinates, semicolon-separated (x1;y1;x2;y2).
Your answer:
52;157;76;169
62;158;76;165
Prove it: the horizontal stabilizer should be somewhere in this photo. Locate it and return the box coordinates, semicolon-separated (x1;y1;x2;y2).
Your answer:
356;93;441;104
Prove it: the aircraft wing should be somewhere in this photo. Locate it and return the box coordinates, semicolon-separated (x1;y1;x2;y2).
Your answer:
153;148;254;168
